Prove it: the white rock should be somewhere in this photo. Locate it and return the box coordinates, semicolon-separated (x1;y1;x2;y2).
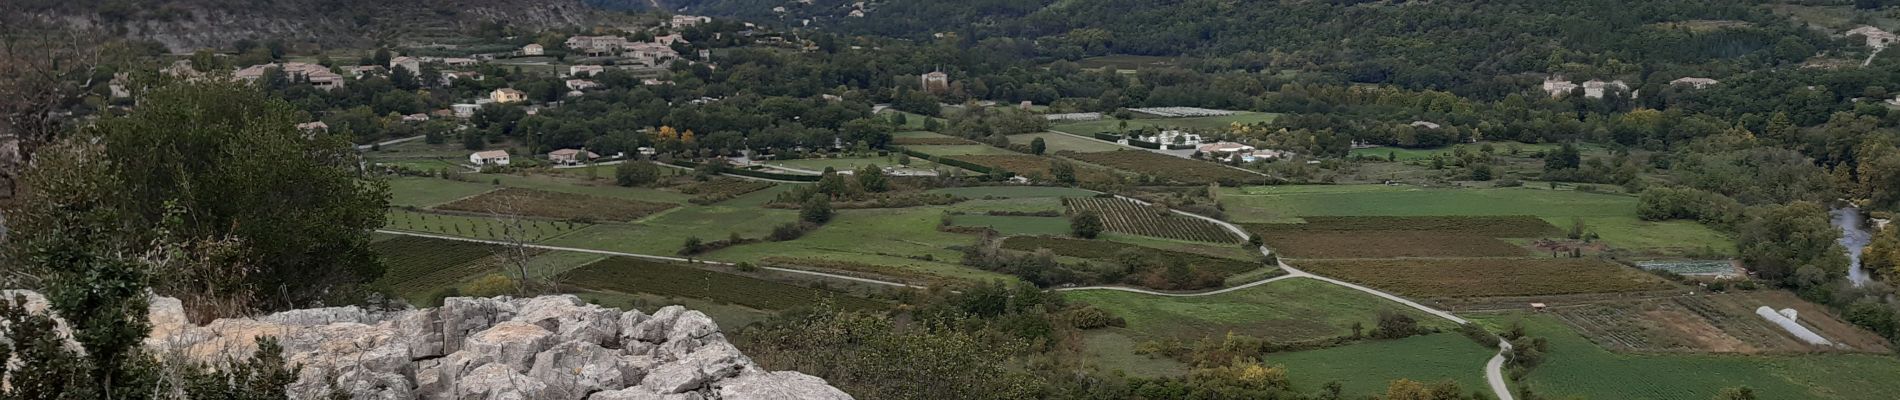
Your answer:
454;363;551;400
462;321;554;372
530;340;647;396
716;371;855;400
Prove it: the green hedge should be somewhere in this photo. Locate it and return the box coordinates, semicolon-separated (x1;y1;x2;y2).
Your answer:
893;147;996;174
669;160;822;182
1093;132;1122;141
1126;138;1161;149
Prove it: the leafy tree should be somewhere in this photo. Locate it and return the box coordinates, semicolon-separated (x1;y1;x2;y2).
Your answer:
1050;160;1078;185
1714;386;1758;400
1543;143;1581;172
1737;202;1847;286
856;164;889;192
615;161;661;187
1070;209;1104;239
52;81;389;309
801;195;834;224
1029;137;1047;155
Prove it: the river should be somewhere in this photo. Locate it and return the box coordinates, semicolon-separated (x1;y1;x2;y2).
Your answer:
1832;206;1873;287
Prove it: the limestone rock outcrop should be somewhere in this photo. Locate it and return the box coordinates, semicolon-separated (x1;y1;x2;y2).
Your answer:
7;291;851;400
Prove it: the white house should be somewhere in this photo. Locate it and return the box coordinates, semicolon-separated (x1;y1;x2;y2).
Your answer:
671;15;711;28
548;148;601;165
565;79;601;91
388;56;421;75
1670;77;1720;89
469;150;511;166
522;43;544;56
569;65;606;77
452;104;482;118
1130;130;1201;147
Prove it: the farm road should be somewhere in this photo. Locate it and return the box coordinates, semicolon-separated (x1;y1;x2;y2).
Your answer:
383;188;1513;399
1083;194;1515;400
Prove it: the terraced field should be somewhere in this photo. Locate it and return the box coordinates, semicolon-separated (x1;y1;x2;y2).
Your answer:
1065;197;1239;243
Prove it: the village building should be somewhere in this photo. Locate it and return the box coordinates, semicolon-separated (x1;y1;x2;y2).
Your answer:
491;88;528;104
469;150;511;166
1409;121;1442;130
548;148;601;165
234;62;346;91
452;104;482;118
388;56;421;75
654;34;688;46
162;59;202;78
566;35;633;56
920;71;949;92
401;113;431;123
343;65;385;77
1541;76;1628;99
439;71;484;87
1670;77;1720;89
1129;130;1201;147
1196;142;1256;154
295;121;329;132
671;15;711;28
565;79;601;91
569;65;606;77
439;57;479;67
642;78;673;86
521;43;544;56
1581;80;1630;98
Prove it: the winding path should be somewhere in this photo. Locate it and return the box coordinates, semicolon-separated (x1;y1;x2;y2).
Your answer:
383;187;1513;399
1081;194;1513;400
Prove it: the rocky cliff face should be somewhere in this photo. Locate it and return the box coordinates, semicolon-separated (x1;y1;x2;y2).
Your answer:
7;291;852;400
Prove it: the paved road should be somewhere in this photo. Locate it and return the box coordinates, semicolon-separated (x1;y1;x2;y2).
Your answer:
355;135;426;151
1488;339;1515;400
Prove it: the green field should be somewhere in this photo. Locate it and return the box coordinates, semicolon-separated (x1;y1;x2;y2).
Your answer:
471;173;694;204
387;177;497;207
540;186;799;255
567;257;887;311
701;206;1014;283
1485;314;1900;400
1073;55;1180;70
1270;333;1494;397
1009;132;1127;153
949;215;1070;236
1069;278;1451;343
928;186;1098;199
1052;112;1280;134
1220;185;1732;255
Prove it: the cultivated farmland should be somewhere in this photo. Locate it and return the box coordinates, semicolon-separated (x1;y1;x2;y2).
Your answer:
1001;236;1265;277
1489;314;1900;400
566;257;886;311
1065;197;1240;243
1246;216;1561;237
1294;258;1676;298
372;236;526;301
436;187;676;221
890;136;979;146
384;209;588;241
949;154;1119;182
1551;291;1890;354
1257;231;1528;258
1060;150;1265;185
1069;278;1453;343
